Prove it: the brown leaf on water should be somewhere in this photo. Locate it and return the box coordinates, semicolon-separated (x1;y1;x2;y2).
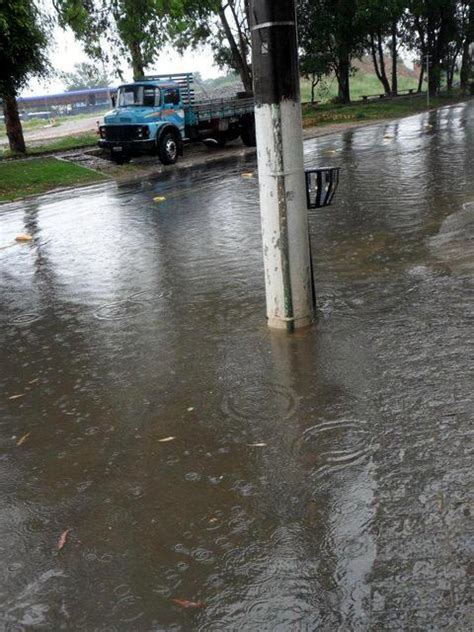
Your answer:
56;529;70;551
8;393;26;400
16;432;31;446
172;598;204;609
15;234;33;242
158;436;176;443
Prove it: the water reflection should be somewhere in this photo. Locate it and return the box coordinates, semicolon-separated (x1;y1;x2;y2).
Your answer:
0;102;472;629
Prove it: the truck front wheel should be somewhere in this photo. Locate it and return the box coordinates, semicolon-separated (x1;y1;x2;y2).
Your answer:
158;131;179;165
241;118;256;147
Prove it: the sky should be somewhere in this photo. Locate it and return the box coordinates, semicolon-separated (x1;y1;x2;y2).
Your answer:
23;23;221;97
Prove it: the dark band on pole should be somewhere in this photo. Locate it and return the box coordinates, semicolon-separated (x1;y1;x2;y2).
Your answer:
250;0;300;106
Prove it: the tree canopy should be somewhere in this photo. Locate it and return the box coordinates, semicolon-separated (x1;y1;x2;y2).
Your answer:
63;62;113;91
0;0;49;95
54;0;473;101
0;0;50;153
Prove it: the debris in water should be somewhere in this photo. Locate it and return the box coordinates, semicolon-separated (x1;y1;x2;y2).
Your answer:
241;172;254;178
172;598;204;609
158;436;176;443
153;196;166;203
247;442;267;447
16;432;31;447
28;378;40;384
15;234;33;242
56;529;71;551
8;393;26;400
187;407;194;412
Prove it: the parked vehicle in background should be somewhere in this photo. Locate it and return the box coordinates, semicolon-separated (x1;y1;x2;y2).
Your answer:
98;73;256;165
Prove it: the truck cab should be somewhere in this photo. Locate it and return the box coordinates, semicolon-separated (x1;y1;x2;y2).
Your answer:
98;73;256;166
98;80;185;164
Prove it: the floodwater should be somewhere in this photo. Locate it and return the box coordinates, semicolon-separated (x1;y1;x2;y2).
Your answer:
1;102;473;631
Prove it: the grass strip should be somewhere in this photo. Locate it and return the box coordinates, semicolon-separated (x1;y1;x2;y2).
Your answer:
1;133;98;160
302;94;469;127
0;156;108;203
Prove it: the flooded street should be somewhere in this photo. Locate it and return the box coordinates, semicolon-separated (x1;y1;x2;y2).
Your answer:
1;102;473;630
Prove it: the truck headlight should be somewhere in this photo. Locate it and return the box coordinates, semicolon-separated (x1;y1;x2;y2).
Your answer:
137;126;149;139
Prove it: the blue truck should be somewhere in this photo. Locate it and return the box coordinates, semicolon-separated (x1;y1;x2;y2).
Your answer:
98;73;256;165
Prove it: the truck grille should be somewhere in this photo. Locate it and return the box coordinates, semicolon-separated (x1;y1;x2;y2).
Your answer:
103;125;141;141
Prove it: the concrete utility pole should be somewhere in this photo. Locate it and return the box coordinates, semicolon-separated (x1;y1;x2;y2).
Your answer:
250;0;314;331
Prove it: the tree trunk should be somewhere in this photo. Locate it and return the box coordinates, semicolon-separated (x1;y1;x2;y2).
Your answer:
428;56;441;96
130;41;145;80
2;90;26;154
391;21;398;95
417;63;425;93
376;33;391;95
370;34;391;95
460;3;473;93
219;7;252;92
337;57;351;103
311;74;319;104
446;58;455;91
228;0;250;64
460;37;472;92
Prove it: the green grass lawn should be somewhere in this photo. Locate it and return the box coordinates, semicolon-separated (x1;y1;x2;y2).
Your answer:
0;110;109;138
300;73;421;103
1;133;99;159
0;157;108;203
301;93;468;127
27;132;99;154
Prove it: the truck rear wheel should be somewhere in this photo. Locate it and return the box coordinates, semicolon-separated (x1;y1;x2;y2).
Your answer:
241;118;256;147
158;131;179;165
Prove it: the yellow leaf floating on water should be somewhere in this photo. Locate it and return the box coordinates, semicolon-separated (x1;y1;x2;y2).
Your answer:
15;234;33;242
241;172;254;178
158;436;176;443
172;598;204;609
16;432;31;446
56;528;70;551
153;196;166;203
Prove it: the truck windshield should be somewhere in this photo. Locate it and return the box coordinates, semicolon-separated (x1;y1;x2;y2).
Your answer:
117;85;160;107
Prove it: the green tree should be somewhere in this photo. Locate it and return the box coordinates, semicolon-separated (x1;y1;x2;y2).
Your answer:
459;0;473;92
298;1;333;102
361;0;407;95
55;0;170;80
170;1;253;92
405;0;459;96
0;0;49;153
297;0;367;103
63;62;112;90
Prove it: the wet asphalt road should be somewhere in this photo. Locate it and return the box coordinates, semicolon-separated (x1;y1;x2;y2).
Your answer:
0;102;473;631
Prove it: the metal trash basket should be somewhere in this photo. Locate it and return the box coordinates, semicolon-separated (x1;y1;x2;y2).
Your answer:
305;167;341;209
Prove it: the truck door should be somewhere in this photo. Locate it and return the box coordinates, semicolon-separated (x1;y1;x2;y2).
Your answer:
162;88;185;134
